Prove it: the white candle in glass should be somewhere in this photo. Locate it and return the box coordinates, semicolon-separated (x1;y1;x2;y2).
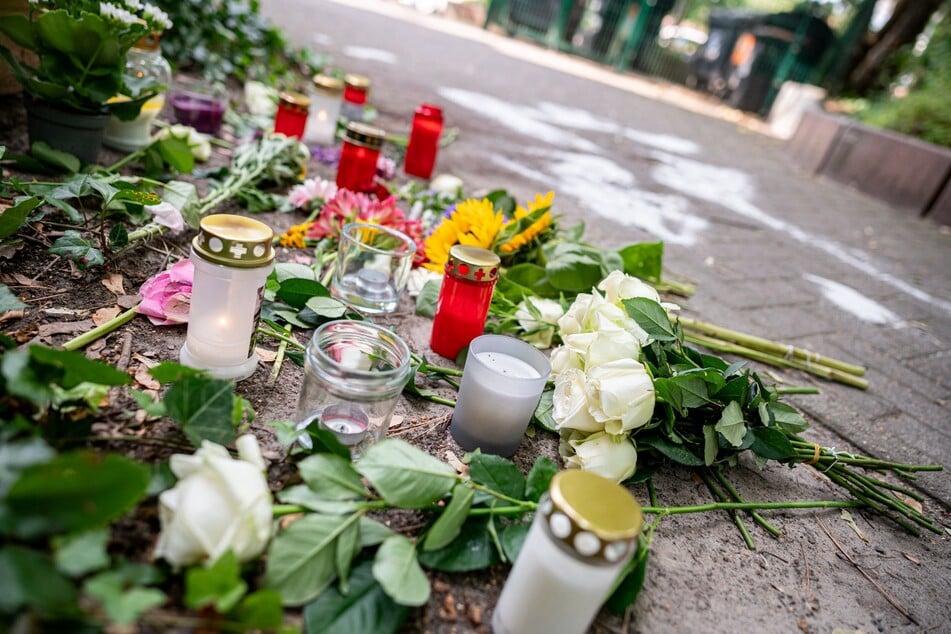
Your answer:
449;335;551;456
180;215;274;381
305;74;344;146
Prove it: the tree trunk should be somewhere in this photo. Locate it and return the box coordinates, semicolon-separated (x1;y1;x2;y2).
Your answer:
847;0;943;94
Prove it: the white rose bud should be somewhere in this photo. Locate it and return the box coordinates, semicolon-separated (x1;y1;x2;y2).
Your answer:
429;174;464;195
515;298;564;349
154;435;272;568
584;359;655;435
552;368;601;433
563;431;637;483
598;270;661;304
549;345;582;377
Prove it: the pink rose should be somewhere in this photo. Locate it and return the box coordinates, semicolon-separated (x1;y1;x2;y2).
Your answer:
137;260;194;325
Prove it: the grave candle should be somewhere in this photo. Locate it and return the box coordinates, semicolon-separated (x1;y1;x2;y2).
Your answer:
305;74;344;145
493;470;643;634
403;103;443;179
336;122;385;192
430;245;500;360
274;91;310;140
169;90;227;135
449;334;550;456
180;214;274;381
341;73;370;121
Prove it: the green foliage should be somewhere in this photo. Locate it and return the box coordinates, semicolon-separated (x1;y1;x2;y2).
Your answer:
302;560;409;634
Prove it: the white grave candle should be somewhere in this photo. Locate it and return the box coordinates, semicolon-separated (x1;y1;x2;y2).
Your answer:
450;335;551;456
305;75;344;146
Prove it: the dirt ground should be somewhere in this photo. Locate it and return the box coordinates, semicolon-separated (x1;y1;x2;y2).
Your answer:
2;24;951;634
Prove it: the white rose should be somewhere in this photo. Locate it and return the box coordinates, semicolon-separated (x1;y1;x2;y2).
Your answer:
407;267;442;297
584;359;655;435
549;345;582;377
563;431;637;483
154;124;212;162
429;174;464;195
557;293;593;337
154;435;272;568
582;330;641;370
552;368;601;433
515;298;564;349
245;80;278;117
598;270;660;304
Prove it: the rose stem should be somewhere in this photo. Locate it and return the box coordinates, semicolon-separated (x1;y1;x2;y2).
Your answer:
268;324;292;386
62;306;139;351
714;467;782;538
701;470;755;549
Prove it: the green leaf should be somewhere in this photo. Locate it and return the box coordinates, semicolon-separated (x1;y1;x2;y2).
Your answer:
274;262;317;282
53;528;110;578
372;535;430;607
29;344;131;389
265;513;362;606
231;590;284;629
0;196;42;240
639;435;704;467
714;376;748;404
83;571;166;625
49;230;104;268
498;263;557;300
163;376;237;447
277;485;360;515
1;348;55;406
545;243;605;292
303;560;408;634
468;453;525;500
161;180;200;228
622;298;677;342
109;222;129;249
532;389;557;433
500;521;531;562
749;427;797;461
414;279;440;318
715;401;746;447
618;241;663;283
156;137;195;173
0;451;149;539
605;538;650;614
335;516;361;594
417;518;501;572
303;428;352;461
524;456;558;502
652;378;684;416
185;551;248;613
298;453;368;500
767;402;809;434
31;141;80;173
703;425;718;466
277;277;330;309
0;545;78;617
304;296;348;319
0;437;54;497
148;361;203;384
360;517;394;547
667;376;711;409
423;483;475;551
355;439;457;508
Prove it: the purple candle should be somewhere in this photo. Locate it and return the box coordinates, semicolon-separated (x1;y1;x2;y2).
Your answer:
170;91;227;135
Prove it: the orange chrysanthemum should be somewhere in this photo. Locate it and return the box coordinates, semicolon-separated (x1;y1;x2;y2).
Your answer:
499;191;554;254
423;198;505;273
279;222;310;249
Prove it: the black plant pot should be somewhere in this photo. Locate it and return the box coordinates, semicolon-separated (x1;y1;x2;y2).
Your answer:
23;96;110;164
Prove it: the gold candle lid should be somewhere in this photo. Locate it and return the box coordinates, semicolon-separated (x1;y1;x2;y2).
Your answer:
446;245;500;282
541;470;642;565
344;73;371;91
279;91;310;114
312;74;345;95
193;214;275;268
344;121;385;149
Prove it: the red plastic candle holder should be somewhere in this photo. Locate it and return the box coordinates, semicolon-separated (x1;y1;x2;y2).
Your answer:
430;245;501;360
274;91;310;140
404;103;444;179
336;122;385;192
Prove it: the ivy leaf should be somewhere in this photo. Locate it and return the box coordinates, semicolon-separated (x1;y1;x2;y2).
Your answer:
265;513;361;606
302;560;408;634
53;528;110;578
163;375;237;447
423;483;475;552
49;230;104;268
355;439;457;508
277;277;330;309
372;535;430;607
0;545;78;617
230;590;284;630
0;451;149;539
622;298;677;342
184;551;248;613
524;456;558;502
749;427;797;461
715;401;746;447
618;241;663;283
417;517;501;572
414;279;440;318
298;453;367;500
468;453;525;500
109;222;128;249
0;196;42;240
703;425;718;466
83;570;166;625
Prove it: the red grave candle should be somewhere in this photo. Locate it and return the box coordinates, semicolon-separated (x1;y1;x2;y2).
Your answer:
404;103;444;179
430;245;501;360
336;122;385;192
274;91;310;139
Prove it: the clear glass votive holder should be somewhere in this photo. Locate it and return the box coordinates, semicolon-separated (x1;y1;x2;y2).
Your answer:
331;223;415;314
295;320;412;456
450;334;551;457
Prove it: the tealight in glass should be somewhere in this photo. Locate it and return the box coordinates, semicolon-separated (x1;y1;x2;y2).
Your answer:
295;320;412;455
331;223;415;314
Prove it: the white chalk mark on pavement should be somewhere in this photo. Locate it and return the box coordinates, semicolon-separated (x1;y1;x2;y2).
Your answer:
342;46;398;64
803;274;901;325
623;129;702;155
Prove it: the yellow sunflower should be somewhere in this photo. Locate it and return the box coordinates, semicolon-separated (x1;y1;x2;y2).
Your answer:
423;198;505;272
499;191;554;254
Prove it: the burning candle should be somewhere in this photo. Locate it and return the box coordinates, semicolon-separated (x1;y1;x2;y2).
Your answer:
493;470;643;634
336;122;385;192
449;334;551;456
305;74;344;146
274;91;310;140
430;245;500;360
341;73;370;121
179;214;274;381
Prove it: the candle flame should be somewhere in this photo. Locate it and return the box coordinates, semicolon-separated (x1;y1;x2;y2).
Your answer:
317;111;327;121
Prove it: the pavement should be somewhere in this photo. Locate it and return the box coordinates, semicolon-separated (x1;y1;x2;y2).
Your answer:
262;1;951;631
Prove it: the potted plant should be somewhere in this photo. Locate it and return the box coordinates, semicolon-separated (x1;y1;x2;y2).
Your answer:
0;0;172;162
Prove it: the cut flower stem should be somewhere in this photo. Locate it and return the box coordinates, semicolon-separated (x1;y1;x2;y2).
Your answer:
62;305;139;351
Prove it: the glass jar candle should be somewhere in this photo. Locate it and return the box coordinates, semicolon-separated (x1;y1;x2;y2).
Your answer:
305;74;344;146
341;73;370;121
169;89;228;135
179;214;274;381
274;91;310;140
336;122;385;192
331;222;416;314
295;320;412;456
102;32;172;152
403;104;443;179
493;470;643;634
430;245;500;360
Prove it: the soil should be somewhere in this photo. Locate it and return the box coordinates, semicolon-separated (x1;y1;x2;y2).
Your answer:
3;37;951;634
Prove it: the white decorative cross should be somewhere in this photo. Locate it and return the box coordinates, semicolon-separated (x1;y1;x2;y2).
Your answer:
229;242;248;258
